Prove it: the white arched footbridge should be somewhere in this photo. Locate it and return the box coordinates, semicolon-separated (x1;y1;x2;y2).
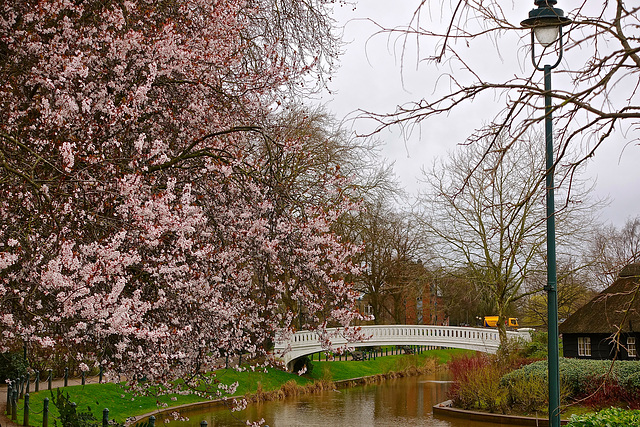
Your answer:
274;325;531;366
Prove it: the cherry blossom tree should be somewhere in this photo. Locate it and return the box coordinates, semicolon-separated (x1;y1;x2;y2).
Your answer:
0;0;364;388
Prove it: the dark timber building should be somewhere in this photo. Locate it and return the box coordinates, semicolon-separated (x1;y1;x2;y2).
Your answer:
560;264;640;360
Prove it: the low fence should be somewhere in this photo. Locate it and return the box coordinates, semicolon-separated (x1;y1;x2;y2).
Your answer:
5;367;106;427
5;367;236;427
307;344;443;362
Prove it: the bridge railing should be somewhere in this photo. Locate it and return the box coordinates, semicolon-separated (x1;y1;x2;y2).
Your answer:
275;325;531;366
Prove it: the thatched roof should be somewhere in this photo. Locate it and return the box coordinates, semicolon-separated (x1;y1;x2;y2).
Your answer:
559;264;640;335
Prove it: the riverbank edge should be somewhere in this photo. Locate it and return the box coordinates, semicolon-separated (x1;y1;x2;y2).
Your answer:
131;364;439;425
432;400;570;426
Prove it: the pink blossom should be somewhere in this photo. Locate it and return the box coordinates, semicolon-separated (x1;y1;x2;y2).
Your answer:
59;142;75;172
0;0;361;390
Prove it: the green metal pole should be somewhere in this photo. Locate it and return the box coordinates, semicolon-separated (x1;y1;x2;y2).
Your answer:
544;63;561;427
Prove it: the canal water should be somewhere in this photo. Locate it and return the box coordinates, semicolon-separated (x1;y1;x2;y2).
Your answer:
158;372;510;426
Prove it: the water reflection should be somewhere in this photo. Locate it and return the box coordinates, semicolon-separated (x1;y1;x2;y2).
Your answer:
157;372;516;426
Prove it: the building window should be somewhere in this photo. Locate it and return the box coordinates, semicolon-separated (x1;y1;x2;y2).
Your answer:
628;337;637;358
364;304;373;316
578;337;591;357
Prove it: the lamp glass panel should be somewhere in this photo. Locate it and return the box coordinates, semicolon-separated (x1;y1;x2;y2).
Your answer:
533;26;559;47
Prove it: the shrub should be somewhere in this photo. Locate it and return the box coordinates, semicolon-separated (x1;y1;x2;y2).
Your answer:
504;372;549;413
497;336;526;361
466;365;507;413
521;332;548;359
451;355;640;414
576;377;640;409
0;352;28;382
625;371;640;392
447;354;508;413
501;358;640;409
448;354;493;382
567;407;640;427
500;361;572;413
51;389;100;427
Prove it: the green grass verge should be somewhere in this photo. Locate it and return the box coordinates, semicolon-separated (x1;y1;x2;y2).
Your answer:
310;348;471;382
12;348;470;426
15;368;313;426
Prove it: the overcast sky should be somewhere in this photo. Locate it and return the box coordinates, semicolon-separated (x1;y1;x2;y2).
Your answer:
317;1;639;229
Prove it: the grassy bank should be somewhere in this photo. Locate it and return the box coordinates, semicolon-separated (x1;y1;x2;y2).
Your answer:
309;348;469;382
13;348;470;426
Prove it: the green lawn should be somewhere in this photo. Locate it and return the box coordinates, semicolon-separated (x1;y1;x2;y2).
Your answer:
310;348;470;382
12;348;471;426
14;369;314;426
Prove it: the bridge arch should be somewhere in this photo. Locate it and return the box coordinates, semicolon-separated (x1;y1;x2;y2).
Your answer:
274;325;531;367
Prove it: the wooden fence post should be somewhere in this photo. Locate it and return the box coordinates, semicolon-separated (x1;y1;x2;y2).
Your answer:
6;383;12;417
43;397;49;427
23;393;29;427
11;389;18;421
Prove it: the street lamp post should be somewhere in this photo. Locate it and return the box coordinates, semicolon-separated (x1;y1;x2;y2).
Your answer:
521;2;572;427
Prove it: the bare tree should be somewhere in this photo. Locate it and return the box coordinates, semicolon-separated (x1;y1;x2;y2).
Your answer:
586;216;640;289
434;268;496;327
339;195;429;324
418;134;597;344
363;1;640;186
256;106;390;210
522;256;597;328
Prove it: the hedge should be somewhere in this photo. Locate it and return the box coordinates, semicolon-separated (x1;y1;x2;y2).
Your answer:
501;358;640;396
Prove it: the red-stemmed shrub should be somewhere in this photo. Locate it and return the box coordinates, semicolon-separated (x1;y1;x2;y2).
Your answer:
575;376;640;409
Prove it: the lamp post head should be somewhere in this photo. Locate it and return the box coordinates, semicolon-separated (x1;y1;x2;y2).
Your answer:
521;0;572;47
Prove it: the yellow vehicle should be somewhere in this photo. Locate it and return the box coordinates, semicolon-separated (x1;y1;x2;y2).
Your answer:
483;316;519;328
